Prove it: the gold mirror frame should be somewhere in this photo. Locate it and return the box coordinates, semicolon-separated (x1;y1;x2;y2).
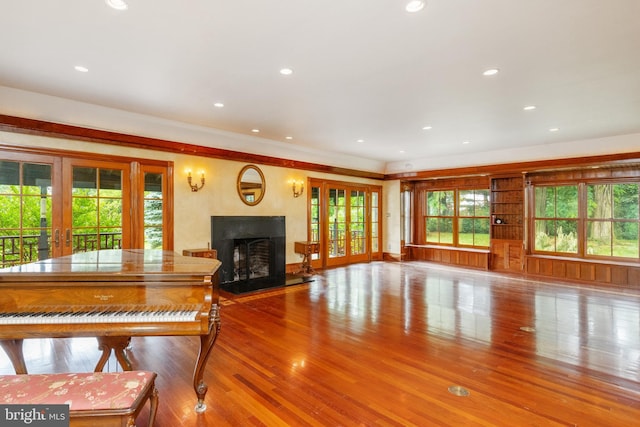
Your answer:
237;164;266;206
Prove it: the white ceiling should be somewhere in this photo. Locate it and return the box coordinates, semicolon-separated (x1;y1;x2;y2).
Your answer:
1;0;639;175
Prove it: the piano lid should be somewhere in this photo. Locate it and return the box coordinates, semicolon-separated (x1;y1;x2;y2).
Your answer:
0;249;221;282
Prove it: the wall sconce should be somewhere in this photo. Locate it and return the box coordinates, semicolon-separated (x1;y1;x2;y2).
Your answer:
187;171;205;192
291;179;304;198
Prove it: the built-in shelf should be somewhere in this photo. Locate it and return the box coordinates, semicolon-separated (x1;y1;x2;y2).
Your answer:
490;176;524;241
490;176;524;271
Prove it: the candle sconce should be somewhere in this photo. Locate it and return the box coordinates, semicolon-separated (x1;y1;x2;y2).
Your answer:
291;179;304;198
187;171;205;192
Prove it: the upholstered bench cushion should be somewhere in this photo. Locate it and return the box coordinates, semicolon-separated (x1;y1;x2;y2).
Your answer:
0;371;156;411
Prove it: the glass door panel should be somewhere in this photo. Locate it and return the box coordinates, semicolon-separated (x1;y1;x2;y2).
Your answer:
310;185;321;261
350;189;366;256
71;167;123;253
143;171;164;249
371;190;381;259
65;159;130;255
328;188;347;259
71;167;98;252
0;160;54;267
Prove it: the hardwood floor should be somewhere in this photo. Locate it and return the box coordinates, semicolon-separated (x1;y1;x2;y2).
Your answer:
2;261;640;426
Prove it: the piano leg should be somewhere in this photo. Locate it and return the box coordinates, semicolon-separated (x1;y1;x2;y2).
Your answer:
95;336;133;372
0;339;28;374
193;305;222;412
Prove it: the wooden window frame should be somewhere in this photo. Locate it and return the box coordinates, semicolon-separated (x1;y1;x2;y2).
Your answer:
528;173;640;262
424;189;455;245
584;181;639;260
418;185;491;249
531;184;580;257
457;188;491;248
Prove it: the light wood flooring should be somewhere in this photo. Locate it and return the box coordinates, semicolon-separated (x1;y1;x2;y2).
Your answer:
1;261;640;426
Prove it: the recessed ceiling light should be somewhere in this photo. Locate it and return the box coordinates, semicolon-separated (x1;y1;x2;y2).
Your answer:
462;141;471;144
523;105;536;111
285;136;293;140
399;150;406;153
422;125;432;130
213;102;224;108
280;68;293;76
483;68;499;76
74;65;89;73
405;1;425;13
357;139;364;143
105;0;128;10
251;129;260;133
549;127;559;132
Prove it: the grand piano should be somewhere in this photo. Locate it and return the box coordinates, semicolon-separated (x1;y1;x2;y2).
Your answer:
0;249;221;412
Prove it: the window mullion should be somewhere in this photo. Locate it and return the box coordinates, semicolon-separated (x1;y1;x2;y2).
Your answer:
453;190;459;246
577;182;586;258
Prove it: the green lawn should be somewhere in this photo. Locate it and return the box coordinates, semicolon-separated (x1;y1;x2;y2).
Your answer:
588;239;639;258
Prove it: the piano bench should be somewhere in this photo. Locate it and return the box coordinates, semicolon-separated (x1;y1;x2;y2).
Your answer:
0;370;158;427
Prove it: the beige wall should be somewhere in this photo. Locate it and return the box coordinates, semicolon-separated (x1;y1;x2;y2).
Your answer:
0;130;392;265
382;180;401;254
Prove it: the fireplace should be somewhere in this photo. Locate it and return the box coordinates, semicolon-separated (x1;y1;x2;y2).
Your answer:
211;216;286;293
234;238;270;281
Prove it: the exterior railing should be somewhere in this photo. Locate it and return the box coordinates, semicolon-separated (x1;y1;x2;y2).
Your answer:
0;232;122;269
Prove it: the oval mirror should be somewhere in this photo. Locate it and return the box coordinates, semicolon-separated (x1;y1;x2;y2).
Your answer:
237;164;266;206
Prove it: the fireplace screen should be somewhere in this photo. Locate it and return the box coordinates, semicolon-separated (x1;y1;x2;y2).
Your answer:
233;238;271;281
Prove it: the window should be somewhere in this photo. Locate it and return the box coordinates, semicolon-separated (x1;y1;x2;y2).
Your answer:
531;180;639;260
533;185;578;254
143;172;164;249
423;188;489;248
425;190;454;244
401;185;413;245
587;183;639;258
458;189;490;247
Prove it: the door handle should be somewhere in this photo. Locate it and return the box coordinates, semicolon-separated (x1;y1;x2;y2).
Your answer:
65;229;71;247
54;229;60;247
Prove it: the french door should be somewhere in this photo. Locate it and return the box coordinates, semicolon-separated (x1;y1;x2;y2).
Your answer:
0;149;171;268
308;179;382;268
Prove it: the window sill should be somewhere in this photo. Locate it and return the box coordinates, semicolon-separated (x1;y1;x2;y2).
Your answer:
405;244;490;254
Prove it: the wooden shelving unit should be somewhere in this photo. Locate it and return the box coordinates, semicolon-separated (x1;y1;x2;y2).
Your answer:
490;176;524;271
490;176;524;240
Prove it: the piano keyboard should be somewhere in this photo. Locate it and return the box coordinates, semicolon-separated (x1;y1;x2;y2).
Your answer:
0;306;200;325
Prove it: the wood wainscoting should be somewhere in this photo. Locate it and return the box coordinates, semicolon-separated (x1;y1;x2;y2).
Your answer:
407;244;489;270
490;239;524;272
526;255;640;288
